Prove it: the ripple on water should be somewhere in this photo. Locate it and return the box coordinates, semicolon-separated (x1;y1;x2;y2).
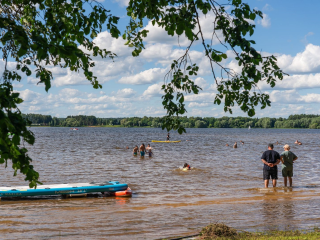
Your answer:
1;127;320;239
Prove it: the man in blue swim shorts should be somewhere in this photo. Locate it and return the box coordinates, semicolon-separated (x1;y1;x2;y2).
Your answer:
139;143;145;157
133;145;138;156
261;143;281;188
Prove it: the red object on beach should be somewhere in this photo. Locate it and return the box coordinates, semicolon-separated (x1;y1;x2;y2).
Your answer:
111;187;132;197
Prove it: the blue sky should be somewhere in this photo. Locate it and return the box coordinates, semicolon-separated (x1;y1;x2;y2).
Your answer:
2;0;320;118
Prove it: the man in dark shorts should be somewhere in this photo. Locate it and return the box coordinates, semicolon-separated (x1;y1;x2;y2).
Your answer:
261;143;280;188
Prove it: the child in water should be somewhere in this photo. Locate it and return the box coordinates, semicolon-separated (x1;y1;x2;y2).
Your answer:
182;163;191;171
133;146;138;156
146;144;153;157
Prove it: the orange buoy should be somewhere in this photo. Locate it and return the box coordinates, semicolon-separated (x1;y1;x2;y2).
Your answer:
111;187;132;197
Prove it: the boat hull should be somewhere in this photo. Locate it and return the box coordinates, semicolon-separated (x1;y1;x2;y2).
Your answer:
0;181;128;197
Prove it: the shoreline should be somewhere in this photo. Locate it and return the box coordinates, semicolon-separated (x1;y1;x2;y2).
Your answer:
162;224;320;240
29;125;318;130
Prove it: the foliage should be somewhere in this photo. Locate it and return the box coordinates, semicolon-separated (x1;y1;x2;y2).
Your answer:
125;0;286;133
0;0;120;186
25;114;320;129
0;82;39;187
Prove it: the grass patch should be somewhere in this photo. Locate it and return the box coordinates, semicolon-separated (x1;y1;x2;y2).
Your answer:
195;224;320;240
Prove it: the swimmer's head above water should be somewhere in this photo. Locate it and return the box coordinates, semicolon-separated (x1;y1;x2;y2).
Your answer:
183;163;191;170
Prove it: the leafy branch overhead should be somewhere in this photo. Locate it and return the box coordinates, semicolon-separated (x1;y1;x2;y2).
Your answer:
0;0;121;187
0;0;286;185
124;0;287;133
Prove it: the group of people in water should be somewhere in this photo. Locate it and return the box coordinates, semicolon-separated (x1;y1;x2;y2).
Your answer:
226;140;302;149
225;141;244;148
133;144;153;157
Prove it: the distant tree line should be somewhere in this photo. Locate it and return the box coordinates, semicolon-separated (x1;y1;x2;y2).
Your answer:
22;114;320;129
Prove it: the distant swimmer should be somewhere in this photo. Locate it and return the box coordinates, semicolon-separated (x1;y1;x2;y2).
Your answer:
295;140;302;145
183;163;191;171
166;133;170;141
240;140;244;145
276;141;279;145
226;144;229;146
233;142;237;148
126;146;129;149
133;145;138;156
140;143;146;157
146;144;153;157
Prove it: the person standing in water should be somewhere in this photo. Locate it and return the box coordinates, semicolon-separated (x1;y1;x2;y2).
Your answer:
166;133;170;141
280;144;298;187
139;143;146;157
233;142;237;148
133;145;138;156
146;144;153;157
261;143;281;188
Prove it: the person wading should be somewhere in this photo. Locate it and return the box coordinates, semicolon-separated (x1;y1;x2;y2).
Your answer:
261;143;281;188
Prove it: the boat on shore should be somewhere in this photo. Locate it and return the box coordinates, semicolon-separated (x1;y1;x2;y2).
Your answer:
0;181;131;199
151;140;181;143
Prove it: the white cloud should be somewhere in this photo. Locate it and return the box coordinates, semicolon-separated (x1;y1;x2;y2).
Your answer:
92;31;131;57
142;83;164;98
141;43;173;61
198;12;224;44
17;89;42;102
143;21;190;47
285;44;320;73
113;0;129;7
194;77;208;89
185;92;216;102
269;90;320;104
53;70;88;87
258;13;271;28
59;88;83;97
188;102;210;108
262;4;273;11
301;32;314;45
300;93;320;103
12;83;23;88
269;90;300;103
258;73;320;90
118;68;167;85
113;88;136;98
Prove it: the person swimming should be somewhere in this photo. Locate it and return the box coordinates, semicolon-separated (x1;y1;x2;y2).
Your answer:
233;142;237;148
295;140;302;145
166;133;170;141
183;163;191;171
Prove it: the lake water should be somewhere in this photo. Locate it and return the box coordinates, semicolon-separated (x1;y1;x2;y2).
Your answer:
1;127;320;239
